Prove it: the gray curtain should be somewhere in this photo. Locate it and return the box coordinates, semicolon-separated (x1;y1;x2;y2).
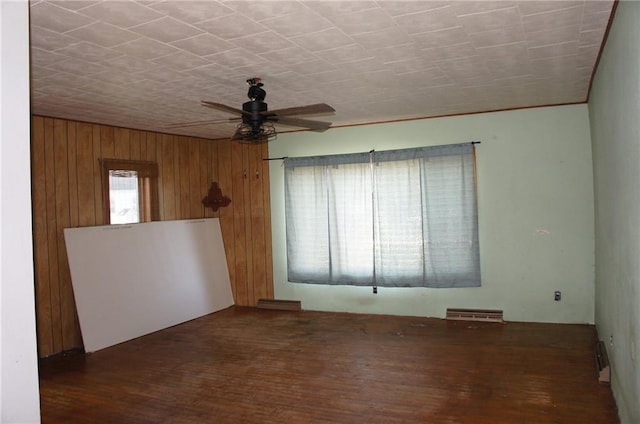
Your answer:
285;143;480;288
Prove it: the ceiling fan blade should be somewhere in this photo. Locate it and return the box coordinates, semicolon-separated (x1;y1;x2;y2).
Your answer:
165;117;240;129
266;103;335;117
201;101;247;116
273;116;332;131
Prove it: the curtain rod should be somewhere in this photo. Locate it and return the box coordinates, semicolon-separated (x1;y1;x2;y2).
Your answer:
366;141;481;154
263;142;480;161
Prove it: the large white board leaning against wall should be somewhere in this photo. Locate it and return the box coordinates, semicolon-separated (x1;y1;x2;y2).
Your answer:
64;218;234;352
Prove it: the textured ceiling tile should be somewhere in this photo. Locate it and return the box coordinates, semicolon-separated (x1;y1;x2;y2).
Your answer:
148;1;234;24
131;17;204;43
584;0;615;14
197;13;268;40
30;91;50;101
80;1;164;28
30;26;80;50
112;37;179;60
372;44;421;64
286;59;336;75
393;61;446;78
493;74;540;87
316;44;375;65
90;70;147;86
30;1;96;32
117;79;166;96
104;55;155;74
378;1;451;17
484;56;533;79
411;27;470;49
232;62;290;80
324;7;395;36
422;42;477;62
451;1;517;15
334;57;388;74
150;51;211;71
135;68;189;83
223;0;300;21
46;57;105;75
170;33;234;56
207;48;268;69
231;31;294;54
456;6;521;32
36;81;84;97
351;26;413;49
47;1;101;11
304;1;379;16
186;63;234;80
476;41;528;59
394;6;459;35
469;25;525;48
581;10;614;31
576;45;601;68
309;69;357;85
437;57;492;80
450;75;496;89
528;41;579;60
522;5;583;33
54;41;123;63
517;1;583;16
80;81;130;97
259;46;318;66
579;28;607;48
260;7;334;38
31;65;61;81
66;21;140;48
526;25;581;47
530;56;579;77
30;47;70;67
290;27;354;52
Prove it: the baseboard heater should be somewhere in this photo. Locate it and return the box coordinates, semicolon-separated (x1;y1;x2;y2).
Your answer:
595;340;610;384
446;308;504;323
256;299;302;311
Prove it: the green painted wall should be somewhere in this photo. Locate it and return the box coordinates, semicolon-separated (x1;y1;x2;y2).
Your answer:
269;104;594;324
589;2;640;422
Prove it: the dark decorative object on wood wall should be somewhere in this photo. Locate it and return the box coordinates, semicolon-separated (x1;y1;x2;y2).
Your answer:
202;182;231;212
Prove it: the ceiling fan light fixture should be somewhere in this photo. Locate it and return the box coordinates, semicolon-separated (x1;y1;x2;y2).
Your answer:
233;121;277;144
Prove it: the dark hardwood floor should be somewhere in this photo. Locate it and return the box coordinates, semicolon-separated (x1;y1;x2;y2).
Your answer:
39;306;618;423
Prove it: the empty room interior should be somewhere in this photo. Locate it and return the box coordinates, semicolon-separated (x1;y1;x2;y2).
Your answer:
2;1;640;423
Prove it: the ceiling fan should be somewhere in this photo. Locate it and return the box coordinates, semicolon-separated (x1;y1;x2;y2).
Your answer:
168;78;335;143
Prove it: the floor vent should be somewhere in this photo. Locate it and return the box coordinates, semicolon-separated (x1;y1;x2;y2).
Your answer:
256;299;302;311
446;308;504;323
595;340;610;384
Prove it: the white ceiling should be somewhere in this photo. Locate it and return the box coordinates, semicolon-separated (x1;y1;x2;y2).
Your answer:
29;0;615;140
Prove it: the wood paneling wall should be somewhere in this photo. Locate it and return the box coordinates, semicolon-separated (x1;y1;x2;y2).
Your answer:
31;116;273;357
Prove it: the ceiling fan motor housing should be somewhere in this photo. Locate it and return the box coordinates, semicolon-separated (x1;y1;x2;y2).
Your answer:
242;100;268;133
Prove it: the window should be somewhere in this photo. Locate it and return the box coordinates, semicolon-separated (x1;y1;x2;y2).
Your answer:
284;143;480;288
101;159;159;225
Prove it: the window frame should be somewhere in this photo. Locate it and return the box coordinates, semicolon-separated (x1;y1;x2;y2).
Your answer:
101;159;160;225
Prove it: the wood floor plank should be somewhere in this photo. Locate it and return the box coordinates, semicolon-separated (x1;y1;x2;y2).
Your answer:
39;307;619;423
